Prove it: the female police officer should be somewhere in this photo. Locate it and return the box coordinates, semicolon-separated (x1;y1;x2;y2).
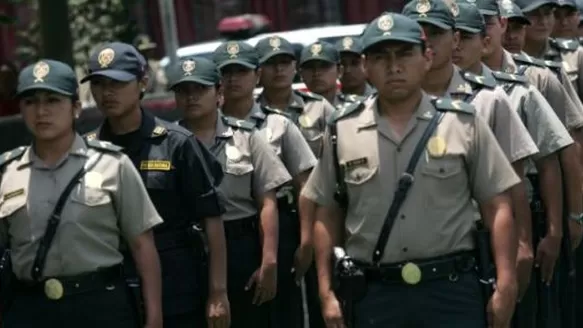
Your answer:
169;56;292;327
0;59;163;327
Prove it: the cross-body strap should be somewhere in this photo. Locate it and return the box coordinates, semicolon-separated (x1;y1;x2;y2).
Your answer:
371;110;445;265
31;153;101;281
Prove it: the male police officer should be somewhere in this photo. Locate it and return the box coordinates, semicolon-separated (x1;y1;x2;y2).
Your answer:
553;1;581;40
81;42;229;328
334;36;376;97
302;12;519;327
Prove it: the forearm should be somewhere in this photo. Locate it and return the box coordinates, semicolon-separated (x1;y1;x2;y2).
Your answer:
315;204;343;298
510;181;532;247
294;171;313;245
205;217;228;293
537;155;564;238
131;232;163;325
259;201;279;265
560;145;583;215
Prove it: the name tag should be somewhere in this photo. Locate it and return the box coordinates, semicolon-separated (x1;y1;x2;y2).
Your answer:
140;160;172;171
343;157;368;170
3;188;24;201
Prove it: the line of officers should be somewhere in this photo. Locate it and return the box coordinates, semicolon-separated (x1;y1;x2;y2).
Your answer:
3;0;583;328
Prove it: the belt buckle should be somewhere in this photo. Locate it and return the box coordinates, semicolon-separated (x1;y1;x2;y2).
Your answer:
401;262;422;285
44;278;64;300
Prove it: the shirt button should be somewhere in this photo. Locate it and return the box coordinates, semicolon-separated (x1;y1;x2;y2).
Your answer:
400;214;406;220
396;146;402;152
439;168;445;173
402;247;408;252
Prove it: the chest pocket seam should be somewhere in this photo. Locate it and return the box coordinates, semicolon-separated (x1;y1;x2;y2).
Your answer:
225;160;254;176
0;198;26;219
343;166;378;185
421;158;463;179
70;187;112;207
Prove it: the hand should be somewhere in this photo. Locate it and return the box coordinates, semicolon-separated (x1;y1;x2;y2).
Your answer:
321;291;346;328
207;291;231;328
568;221;583;250
292;242;314;284
486;287;517;328
144;318;162;328
515;242;534;301
245;261;277;305
535;234;561;284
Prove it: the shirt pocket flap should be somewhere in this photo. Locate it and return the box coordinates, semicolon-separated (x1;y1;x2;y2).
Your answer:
70;187;112;207
225;160;254;176
421;158;462;179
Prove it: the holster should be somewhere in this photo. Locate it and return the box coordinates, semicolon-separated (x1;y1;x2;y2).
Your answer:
332;247;366;328
0;248;14;313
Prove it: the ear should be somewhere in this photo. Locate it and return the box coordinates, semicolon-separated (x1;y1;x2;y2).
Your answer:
423;46;434;72
481;35;492;56
338;64;344;79
139;75;149;92
255;67;262;85
73;100;82;119
499;17;509;33
452;30;461;50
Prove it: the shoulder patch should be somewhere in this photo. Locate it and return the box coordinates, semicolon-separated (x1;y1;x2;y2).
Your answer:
491;70;528;84
0;146;26;168
261;105;292;119
294;90;323;101
461;71;497;89
86;139;123;153
330;100;365;123
551;38;579;52
511;53;547;68
221;116;255;131
432;97;475;115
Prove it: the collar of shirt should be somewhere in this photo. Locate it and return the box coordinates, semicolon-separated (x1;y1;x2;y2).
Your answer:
215;114;234;140
480;63;496;80
244;101;267;122
357;92;436;129
99;109;162;140
257;90;305;112
446;65;474;97
501;49;519;73
19;133;89;170
363;83;376;97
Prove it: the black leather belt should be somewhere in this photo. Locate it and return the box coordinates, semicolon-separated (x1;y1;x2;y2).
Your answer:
224;216;258;239
155;229;192;251
356;251;476;285
17;264;124;300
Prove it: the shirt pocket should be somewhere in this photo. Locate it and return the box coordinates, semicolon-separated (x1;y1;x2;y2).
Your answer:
420;157;465;208
70;186;113;207
343;166;378;201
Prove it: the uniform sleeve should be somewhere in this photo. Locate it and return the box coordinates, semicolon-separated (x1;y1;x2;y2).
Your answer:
301;127;338;206
281;119;318;177
538;69;569;127
0;221;7;249
115;155;163;240
468;115;522;204
177;136;225;220
248;131;292;196
490;88;539;163
523;86;574;161
560;69;583;130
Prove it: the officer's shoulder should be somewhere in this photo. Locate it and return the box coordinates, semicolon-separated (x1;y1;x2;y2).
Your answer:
339;93;367;103
0;146;27;168
543;59;563;70
551;38;579;52
330;99;366;123
155;118;192;138
491;70;528;84
294;89;324;101
461;71;497;89
221;115;255;131
431;97;475;115
511;52;547;68
261;104;292;119
86;139;123;153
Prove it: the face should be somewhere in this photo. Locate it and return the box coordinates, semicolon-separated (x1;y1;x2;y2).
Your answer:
364;42;432;102
300;60;339;94
174;82;219;121
420;24;458;70
91;76;143;118
220;65;258;100
483;16;507;56
340;53;367;89
553;7;580;38
453;32;486;69
259;55;296;89
20;91;80;141
503;21;527;53
525;5;556;42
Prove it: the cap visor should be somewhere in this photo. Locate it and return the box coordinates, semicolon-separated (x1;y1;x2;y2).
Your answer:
522;1;556;13
138;44;157;51
456;26;482;34
339;49;362;55
217;60;257;70
259;51;296;64
80;70;137;83
363;36;422;52
299;57;337;66
16;84;73;98
169;77;215;90
416;18;452;30
508;16;532;25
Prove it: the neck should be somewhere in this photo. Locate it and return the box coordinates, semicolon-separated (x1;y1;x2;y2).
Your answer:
466;61;483;75
184;110;218;144
342;83;366;96
107;106;142;135
261;88;293;109
377;90;423;120
422;63;454;97
34;131;76;166
320;89;337;105
222;96;255;119
523;39;547;57
483;46;504;71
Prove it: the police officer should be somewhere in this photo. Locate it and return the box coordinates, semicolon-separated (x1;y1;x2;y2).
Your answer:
81;42;228;328
298;41;364;109
254;35;334;328
302;12;520;327
0;59;163;327
553;0;581;40
212;40;318;325
334;36;376;97
168;56;293;327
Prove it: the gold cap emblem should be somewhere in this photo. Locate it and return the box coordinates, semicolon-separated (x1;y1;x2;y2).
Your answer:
416;0;431;16
269;37;281;51
401;262;422;285
33;61;50;83
500;0;514;12
342;37;354;50
182;60;196;76
97;48;115;68
377;14;394;32
310;43;322;56
226;42;240;58
445;0;459;17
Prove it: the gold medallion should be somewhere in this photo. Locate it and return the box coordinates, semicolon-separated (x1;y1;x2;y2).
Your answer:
298;115;311;127
342;37;354;50
377;14;394;32
33;61;50;83
84;171;103;189
44;278;64;300
416;0;431;16
427;136;447;157
97;48;115;68
269;37;281;51
181;59;196;76
401;262;422;285
225;145;242;161
310;43;322;57
226;42;240;58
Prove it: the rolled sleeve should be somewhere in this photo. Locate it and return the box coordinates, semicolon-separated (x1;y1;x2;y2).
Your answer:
281;120;318;177
249;131;292;195
301;127;337;206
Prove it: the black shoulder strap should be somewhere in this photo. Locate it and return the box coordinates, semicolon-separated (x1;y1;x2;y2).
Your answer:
30;153;101;281
371;110;445;265
329;122;348;209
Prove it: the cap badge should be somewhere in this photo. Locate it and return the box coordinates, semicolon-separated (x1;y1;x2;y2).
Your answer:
377;14;394;33
444;0;459;17
310;43;322;56
342;37;354;50
182;60;196;76
97;48;115;68
269;37;281;51
226;42;240;59
500;0;514;12
32;61;50;83
416;0;431;17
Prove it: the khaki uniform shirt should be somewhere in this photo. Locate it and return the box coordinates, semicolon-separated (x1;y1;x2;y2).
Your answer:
257;90;335;158
542;39;583;101
200;114;291;221
443;66;539;163
301;94;521;263
0;135;162;280
244;102;318;178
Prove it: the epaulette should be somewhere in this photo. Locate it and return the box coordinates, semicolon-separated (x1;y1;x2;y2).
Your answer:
261;105;292;119
294;90;323;101
461;71;497;89
512;53;547;68
330;100;365;123
338;93;366;103
151;125;168;137
0;146;26;168
431;97;475;115
491;71;528;84
579;37;583;46
86;139;123;153
543;60;563;70
551;38;579;52
221;115;255;131
84;132;98;141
